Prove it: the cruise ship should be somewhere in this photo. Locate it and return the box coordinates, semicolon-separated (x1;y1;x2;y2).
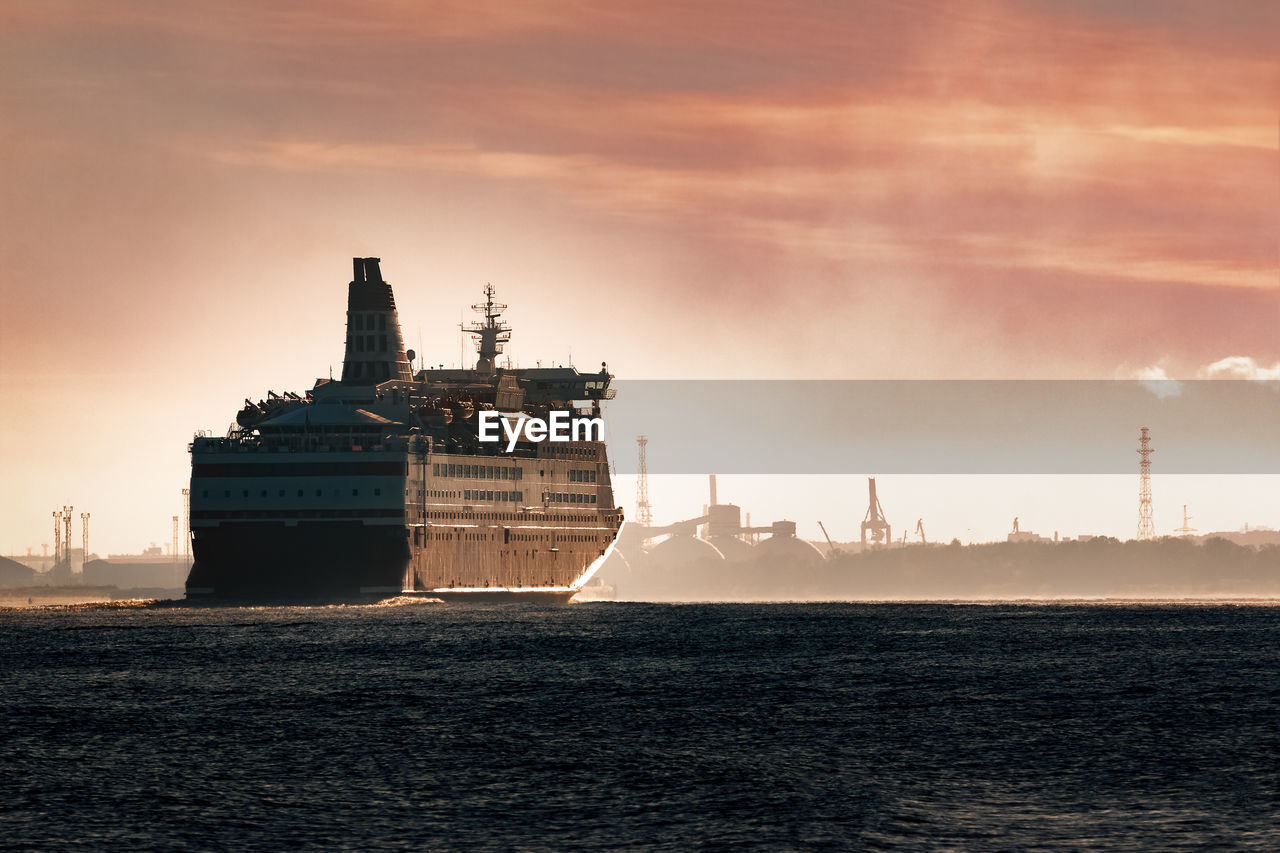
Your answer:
186;258;623;601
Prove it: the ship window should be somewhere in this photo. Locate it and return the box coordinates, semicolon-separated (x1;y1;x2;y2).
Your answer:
260;490;267;498
366;334;375;351
433;463;440;476
380;335;387;352
243;490;249;498
278;490;285;498
375;488;381;496
202;490;209;498
298;490;304;497
379;314;387;331
224;490;230;498
591;495;597;503
316;489;322;497
352;489;359;497
353;315;363;331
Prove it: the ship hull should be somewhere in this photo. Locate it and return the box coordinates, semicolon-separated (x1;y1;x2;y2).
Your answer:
420;589;576;604
186;521;409;600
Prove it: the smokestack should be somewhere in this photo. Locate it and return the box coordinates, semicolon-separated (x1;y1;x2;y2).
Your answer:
709;474;718;507
340;257;413;385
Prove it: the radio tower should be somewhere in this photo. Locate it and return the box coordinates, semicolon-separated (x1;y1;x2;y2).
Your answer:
52;511;62;570
81;512;89;572
1137;427;1155;541
63;507;73;568
635;435;653;526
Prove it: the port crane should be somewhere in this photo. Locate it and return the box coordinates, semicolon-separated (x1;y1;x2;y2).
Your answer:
860;478;891;546
817;521;842;558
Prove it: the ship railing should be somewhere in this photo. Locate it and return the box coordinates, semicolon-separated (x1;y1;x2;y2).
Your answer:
191;434;412;455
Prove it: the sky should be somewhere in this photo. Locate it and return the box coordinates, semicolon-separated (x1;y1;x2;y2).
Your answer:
1;0;1277;555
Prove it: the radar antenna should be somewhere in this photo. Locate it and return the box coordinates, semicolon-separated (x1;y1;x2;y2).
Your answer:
461;283;511;375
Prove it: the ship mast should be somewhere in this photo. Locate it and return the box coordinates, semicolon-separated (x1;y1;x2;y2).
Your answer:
462;283;511;375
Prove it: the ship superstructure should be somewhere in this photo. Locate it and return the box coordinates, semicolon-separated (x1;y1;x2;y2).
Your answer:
186;258;621;601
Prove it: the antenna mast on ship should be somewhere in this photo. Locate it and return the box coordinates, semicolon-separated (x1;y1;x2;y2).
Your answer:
461;283;511;375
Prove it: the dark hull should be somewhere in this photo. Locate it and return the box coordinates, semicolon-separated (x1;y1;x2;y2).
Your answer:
187;521;409;599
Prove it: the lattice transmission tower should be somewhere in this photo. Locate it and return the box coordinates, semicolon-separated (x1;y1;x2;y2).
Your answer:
81;512;89;570
635;435;653;526
63;506;73;569
1137;426;1155;541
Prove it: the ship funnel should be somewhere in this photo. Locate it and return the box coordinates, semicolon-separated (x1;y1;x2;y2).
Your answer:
340;257;413;385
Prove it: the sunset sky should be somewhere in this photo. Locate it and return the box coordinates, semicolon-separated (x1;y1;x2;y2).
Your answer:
2;1;1277;555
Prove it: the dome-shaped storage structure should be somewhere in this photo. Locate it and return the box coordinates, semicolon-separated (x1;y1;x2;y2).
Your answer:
647;534;725;569
753;521;826;569
709;534;755;563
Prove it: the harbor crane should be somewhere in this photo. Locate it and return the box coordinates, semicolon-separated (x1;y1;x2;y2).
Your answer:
817;521;842;558
861;478;891;546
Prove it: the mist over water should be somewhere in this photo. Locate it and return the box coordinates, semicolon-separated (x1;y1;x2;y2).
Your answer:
2;598;1277;850
601;538;1280;602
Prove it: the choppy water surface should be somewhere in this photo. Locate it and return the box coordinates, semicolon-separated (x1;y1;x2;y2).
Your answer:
1;601;1277;850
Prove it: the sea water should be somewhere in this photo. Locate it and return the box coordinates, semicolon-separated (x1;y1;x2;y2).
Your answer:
2;600;1277;850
